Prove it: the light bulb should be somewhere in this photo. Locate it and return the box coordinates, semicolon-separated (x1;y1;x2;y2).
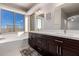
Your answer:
71;19;74;21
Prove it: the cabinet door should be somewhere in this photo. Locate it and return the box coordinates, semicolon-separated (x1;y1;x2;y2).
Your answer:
33;34;42;54
62;46;79;56
28;33;33;47
48;39;58;56
41;38;48;51
36;37;42;49
41;37;50;56
29;33;37;49
62;39;79;56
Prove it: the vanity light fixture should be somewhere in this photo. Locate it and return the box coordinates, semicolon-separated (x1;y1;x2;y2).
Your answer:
35;9;44;15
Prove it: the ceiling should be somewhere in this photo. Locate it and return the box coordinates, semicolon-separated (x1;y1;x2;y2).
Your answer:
2;3;37;11
61;3;79;17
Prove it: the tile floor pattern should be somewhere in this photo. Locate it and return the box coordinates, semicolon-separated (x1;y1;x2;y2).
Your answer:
20;47;41;56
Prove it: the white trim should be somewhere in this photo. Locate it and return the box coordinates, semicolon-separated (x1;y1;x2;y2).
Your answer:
0;4;27;15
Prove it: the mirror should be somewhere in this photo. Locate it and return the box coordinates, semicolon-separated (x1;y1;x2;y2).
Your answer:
66;15;79;30
34;10;44;31
61;5;79;34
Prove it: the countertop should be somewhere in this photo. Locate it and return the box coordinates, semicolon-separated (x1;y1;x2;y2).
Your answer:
30;30;79;40
1;30;79;44
0;32;28;44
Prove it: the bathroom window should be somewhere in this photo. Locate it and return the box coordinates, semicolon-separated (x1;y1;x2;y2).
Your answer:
1;9;14;33
15;13;25;32
0;9;25;33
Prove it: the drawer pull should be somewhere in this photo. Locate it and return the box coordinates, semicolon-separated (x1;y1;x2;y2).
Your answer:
57;45;59;54
59;46;62;55
55;40;63;43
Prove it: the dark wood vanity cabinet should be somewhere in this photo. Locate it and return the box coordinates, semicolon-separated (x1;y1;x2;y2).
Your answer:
28;32;79;56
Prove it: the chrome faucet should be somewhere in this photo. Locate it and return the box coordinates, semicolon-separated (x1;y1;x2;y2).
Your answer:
64;19;68;34
64;15;76;34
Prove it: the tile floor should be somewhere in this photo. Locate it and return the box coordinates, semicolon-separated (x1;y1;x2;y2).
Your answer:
20;46;41;56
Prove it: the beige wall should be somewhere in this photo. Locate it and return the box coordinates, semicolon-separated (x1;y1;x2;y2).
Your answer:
61;10;68;29
30;14;35;31
25;15;30;32
53;7;61;30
